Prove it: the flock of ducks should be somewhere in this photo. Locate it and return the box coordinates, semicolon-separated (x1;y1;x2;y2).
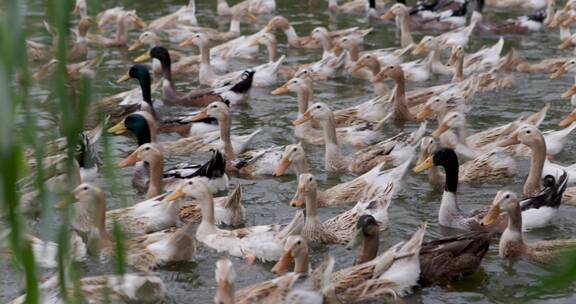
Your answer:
10;0;576;303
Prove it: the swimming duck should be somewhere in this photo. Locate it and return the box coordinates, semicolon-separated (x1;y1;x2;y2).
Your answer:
9;273;166;304
127;32;185;73
167;178;303;262
289;173;393;245
482;190;576;265
148;0;197;30
178;184;245;227
323;223;426;301
328;0;387;14
32;55;104;82
409;0;470;30
135;47;254;106
483;0;550;10
69;183;197;271
87;10;146;47
189;101;285;176
473;0;555;35
251;32;296;78
380;3;416;48
265;16;360;49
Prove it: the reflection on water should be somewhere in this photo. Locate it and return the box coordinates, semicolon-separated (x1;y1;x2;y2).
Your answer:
3;0;576;303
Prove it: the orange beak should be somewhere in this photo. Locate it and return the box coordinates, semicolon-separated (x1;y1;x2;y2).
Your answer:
274;156;292;177
189;110;210;122
562;85;576;99
481;198;501;226
118;151;141;168
548;15;561;28
416;105;433;120
128;39;143;51
431;122;449;138
289;186;306;208
448;51;459;66
559;110;576;127
293;112;313;126
411;44;427;56
271;84;289;95
179;38;195;47
497;133;520;147
550;66;567;79
135;18;147;29
271;249;293;274
351;61;365;73
381;10;395;21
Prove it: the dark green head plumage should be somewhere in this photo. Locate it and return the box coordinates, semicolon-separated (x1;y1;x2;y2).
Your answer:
124;113;152;145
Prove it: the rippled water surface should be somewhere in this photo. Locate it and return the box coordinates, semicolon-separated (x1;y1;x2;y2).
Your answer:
4;0;576;303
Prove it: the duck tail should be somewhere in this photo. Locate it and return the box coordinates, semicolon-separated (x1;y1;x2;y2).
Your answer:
224;184;242;209
409;121;427;145
215;258;236;286
190;149;226;179
397;222;427;257
270;55;286;74
524;103;549;127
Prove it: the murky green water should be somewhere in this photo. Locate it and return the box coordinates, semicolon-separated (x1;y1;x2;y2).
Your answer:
4;0;576;303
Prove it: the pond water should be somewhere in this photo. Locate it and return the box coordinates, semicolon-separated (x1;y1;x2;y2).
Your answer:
3;0;576;303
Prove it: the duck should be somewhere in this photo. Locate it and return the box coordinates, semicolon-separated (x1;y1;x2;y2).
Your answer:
134;46;254;106
350;53;394;95
148;0;197;30
108;110;260;158
114;64;160;121
127;32;185;73
409;0;471;30
548;5;575;40
86;10;146;47
346;214;492;286
323;223;426;301
265;16;360;49
288;173;393;245
380;3;416;48
68;183;197;271
251;32;296;78
372;65;420;123
32;55;104;82
328;0;387;14
481;190;576;265
473;0;555;35
188;102;286;176
447;38;505;75
483;0;550;10
216;255;324;304
26;40;51;62
177;184;245;228
166;178;303;262
416;95;469;124
218;0;275;16
9;273;166;304
550;58;576;106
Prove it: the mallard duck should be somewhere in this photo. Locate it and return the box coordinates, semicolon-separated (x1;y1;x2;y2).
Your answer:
87;10;146;47
128;32;185;72
345;215;381;265
108;110;260;157
135;47;254;106
474;0;555;35
167;178;303;262
328;0;386;14
288;173;393;245
265;16;360;49
414;148;511;231
188;102;286;176
408;0;471;30
148;0;197;30
481;190;576;265
68;183;197;271
323;223;426;301
418;231;491;286
9;273;166;304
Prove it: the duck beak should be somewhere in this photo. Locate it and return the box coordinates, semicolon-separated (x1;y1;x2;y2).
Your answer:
497;133;520;147
481;199;501;226
274;156;292;177
179;38;194;47
271;249;293;274
561;16;575;28
413;156;434;173
246;11;257;21
562;85;576;99
116;72;131;83
54;200;67;209
290;186;306;208
301;36;314;45
128;39;143;51
373;70;387;82
135;18;147;29
550;66;567;79
134;50;152;63
559;110;576;127
108;120;128;134
431;122;449;138
448;52;459;66
165;186;185;202
189;110;210;122
293;112;312;126
345;228;364;250
411;44;427;56
351;61;365;73
559;38;574;50
271;83;289;95
416;105;433;120
118;151;141;168
380;10;395;21
264;23;273;32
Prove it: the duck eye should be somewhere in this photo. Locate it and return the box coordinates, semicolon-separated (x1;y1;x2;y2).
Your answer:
526;130;531;134
315;105;321;109
83;186;89;191
505;194;510;199
293;147;298;151
308;177;313;181
188;181;193;185
145;147;150;151
297;240;301;245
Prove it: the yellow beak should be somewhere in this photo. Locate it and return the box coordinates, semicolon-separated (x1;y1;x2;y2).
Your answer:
108;120;128;135
481;202;501;226
117;72;131;83
128;40;143;51
413;156;434;173
134;51;152;63
189;110;210;122
293;112;313;126
431;122;449;138
165;186;186;202
271;84;290;95
416;105;433;120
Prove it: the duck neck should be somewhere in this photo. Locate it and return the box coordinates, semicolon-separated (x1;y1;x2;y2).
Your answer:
392;74;414;121
115;17;130;44
293;251;310;274
200;43;211;65
199;192;216;228
355;233;379;265
368;58;381;77
525;137;546;196
348;45;360;62
135;122;153;146
501;205;524;254
159;56;172;83
399;13;414;48
138;75;153;106
219;113;236;160
293;158;310;176
297;89;311;116
146;155;164;199
92;193;110;242
452;53;464;83
305;188;319;219
319;35;333;54
229;16;241;33
283;25;299;44
443;161;459;193
266;41;278;63
320;115;343;166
